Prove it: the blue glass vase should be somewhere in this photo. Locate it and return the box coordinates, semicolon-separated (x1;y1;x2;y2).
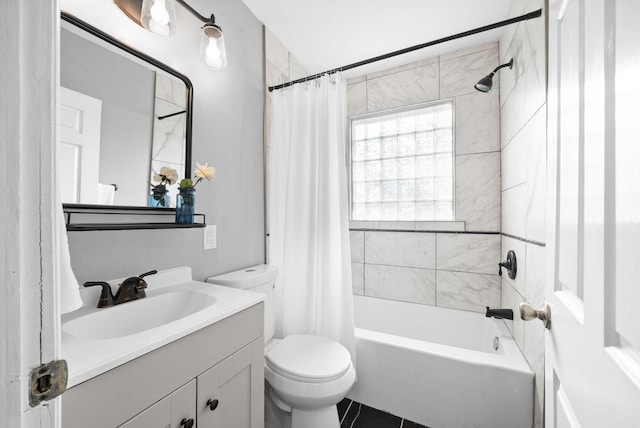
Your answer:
149;188;170;208
176;187;196;224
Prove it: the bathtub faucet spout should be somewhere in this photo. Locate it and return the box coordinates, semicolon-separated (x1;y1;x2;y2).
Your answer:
485;307;514;320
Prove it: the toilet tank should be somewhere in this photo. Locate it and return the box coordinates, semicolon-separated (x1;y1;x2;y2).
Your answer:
207;264;278;343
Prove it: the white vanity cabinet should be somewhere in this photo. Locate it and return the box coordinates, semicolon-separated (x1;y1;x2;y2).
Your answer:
119;380;196;428
197;341;263;427
62;303;264;428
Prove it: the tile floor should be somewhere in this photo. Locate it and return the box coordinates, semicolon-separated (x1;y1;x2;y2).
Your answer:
338;398;429;428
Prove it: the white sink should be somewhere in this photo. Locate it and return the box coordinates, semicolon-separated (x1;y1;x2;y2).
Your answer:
61;267;265;388
63;290;217;340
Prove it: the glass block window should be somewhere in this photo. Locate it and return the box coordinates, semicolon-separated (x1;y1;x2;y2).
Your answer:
350;101;454;221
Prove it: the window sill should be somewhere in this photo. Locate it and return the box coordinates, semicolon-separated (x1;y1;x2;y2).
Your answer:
349;220;465;232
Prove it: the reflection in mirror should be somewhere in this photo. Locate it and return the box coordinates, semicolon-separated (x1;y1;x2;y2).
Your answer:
59;12;192;208
150;75;188;207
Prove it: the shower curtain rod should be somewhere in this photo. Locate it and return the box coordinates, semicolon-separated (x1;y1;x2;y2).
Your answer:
268;9;542;92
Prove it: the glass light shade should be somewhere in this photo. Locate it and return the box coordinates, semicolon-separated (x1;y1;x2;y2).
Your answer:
140;0;177;37
200;24;227;70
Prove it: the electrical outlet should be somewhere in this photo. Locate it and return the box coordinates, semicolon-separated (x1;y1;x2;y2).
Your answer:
204;225;217;250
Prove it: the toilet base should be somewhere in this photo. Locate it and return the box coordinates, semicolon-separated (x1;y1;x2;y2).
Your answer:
291;405;340;428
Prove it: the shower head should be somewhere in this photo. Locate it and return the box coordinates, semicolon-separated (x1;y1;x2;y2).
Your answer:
474;58;514;93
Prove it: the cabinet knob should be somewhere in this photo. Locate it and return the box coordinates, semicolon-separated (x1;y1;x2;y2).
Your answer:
180;418;194;428
206;398;219;411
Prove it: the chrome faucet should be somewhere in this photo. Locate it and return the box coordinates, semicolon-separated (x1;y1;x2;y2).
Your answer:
83;270;157;308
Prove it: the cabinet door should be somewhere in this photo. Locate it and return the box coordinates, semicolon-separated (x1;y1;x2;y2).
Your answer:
120;380;196;428
119;395;171;428
171;380;197;428
197;338;264;428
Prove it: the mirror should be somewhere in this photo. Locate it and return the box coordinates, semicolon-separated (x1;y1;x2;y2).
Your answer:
59;11;193;208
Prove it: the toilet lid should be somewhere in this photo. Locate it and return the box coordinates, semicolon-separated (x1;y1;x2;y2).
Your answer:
265;335;352;383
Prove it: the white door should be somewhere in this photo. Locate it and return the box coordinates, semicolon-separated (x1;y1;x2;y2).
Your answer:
58;87;102;204
546;0;640;426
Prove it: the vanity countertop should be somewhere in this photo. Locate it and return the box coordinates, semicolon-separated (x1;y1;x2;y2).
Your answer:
61;266;265;387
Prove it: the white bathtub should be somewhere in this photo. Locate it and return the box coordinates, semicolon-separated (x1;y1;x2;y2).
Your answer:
348;295;534;428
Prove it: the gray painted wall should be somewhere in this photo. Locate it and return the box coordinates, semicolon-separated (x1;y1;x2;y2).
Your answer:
64;0;266;283
60;28;155;206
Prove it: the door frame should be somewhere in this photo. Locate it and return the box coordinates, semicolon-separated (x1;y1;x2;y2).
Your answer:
1;0;61;426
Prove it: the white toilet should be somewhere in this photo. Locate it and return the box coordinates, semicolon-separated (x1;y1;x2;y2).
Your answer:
207;265;355;428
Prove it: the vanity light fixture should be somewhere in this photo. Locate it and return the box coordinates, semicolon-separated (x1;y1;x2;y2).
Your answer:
474;58;513;92
199;18;227;70
115;0;228;70
140;0;177;36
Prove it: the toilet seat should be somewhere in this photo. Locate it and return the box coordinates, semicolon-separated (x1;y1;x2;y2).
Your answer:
265;335;352;383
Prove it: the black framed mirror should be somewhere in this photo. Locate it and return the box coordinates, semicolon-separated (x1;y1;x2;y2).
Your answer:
60;11;193;210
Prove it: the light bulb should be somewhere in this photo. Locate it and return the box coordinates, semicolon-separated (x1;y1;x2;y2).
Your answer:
205;37;222;68
200;25;227;70
149;0;170;26
149;19;171;37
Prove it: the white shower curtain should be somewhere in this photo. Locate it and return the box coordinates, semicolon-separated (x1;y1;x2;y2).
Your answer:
267;73;355;359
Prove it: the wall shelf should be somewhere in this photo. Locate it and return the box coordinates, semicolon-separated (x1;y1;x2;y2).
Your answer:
63;204;205;231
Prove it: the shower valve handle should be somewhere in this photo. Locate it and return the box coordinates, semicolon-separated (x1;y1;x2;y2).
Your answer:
498;250;517;279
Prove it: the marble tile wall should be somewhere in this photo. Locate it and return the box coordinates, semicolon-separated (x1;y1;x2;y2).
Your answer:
155;74;187;107
265;28;309;86
350;230;501;313
347;42;501;232
366;63;439;112
499;0;547;426
456;153;501;231
346;42;503;314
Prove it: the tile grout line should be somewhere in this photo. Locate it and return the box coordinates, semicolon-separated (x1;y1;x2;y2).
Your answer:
501;232;545;247
365;77;369;114
339;400;354;426
350;228;501;235
362;232;367;296
434;234;438;307
348;403;362;428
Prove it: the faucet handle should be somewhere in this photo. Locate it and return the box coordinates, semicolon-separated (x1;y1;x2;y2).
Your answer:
139;270;157;278
83;281;114;308
498;250;517;279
